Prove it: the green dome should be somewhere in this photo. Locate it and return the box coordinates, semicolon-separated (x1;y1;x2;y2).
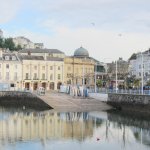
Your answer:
74;47;89;57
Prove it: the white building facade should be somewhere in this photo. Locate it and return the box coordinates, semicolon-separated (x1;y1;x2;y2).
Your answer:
0;49;22;90
0;48;64;91
129;51;150;83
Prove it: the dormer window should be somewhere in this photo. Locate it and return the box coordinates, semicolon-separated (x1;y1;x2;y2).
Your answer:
5;56;9;60
12;56;16;60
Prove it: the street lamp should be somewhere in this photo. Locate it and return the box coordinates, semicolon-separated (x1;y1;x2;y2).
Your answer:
82;57;86;87
141;52;144;95
95;63;97;93
116;60;118;93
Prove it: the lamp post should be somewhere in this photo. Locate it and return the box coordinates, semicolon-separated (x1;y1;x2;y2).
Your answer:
82;63;85;87
95;63;97;93
116;59;118;93
82;57;86;87
141;52;144;95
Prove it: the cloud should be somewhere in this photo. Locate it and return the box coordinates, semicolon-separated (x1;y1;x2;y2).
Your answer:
8;27;150;62
0;0;21;24
3;0;150;62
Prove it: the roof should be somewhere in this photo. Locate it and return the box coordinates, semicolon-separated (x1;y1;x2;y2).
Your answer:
2;53;19;61
46;57;64;61
18;54;44;61
74;47;89;57
19;48;64;54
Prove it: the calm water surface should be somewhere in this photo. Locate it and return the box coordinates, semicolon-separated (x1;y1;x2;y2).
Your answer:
0;107;149;150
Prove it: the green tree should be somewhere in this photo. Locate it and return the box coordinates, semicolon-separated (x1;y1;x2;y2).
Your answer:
0;37;4;48
96;79;103;88
133;79;140;88
15;44;22;51
146;80;150;86
4;38;15;51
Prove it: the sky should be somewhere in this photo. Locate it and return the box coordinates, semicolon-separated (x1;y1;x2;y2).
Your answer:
1;0;150;62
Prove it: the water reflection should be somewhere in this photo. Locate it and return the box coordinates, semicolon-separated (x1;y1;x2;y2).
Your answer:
0;107;149;150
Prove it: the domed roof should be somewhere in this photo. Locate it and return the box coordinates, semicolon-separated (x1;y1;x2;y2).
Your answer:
74;47;89;57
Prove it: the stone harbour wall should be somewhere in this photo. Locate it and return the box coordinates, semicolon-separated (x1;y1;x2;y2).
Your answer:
0;91;52;111
108;93;150;113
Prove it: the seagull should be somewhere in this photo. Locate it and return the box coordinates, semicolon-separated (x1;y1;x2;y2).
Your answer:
91;22;95;26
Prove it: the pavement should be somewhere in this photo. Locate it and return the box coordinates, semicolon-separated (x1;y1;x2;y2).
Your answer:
37;91;112;112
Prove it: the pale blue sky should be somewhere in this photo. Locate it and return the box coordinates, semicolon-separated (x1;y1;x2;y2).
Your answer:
1;0;150;61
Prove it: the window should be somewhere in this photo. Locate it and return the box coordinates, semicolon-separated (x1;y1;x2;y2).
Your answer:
15;65;17;69
5;56;9;60
58;66;60;70
42;73;45;80
26;73;29;79
10;84;15;87
68;66;71;71
26;65;29;69
42;66;45;70
6;72;9;80
34;66;37;70
50;74;53;80
14;72;17;80
12;56;16;60
6;64;9;69
49;53;53;57
33;73;37;79
50;66;53;70
145;72;148;76
58;74;61;80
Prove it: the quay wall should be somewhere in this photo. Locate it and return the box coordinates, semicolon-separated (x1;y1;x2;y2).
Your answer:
108;93;150;113
0;91;52;110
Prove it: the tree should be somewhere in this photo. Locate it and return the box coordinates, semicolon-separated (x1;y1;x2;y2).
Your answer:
4;38;15;51
133;79;140;88
0;37;4;48
146;80;150;86
96;79;103;88
15;44;22;51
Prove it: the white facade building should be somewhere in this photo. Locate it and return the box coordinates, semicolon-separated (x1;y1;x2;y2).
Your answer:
13;36;44;49
0;49;22;90
0;48;64;91
129;50;150;83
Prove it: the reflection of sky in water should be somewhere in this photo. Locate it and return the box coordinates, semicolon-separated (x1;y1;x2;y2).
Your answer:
0;108;149;150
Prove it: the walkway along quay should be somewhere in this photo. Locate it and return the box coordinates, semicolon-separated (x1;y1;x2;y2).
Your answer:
36;91;111;112
0;91;52;111
108;93;150;113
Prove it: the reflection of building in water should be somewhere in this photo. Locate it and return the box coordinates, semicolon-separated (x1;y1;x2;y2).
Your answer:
107;111;150;148
0;111;94;143
132;128;150;146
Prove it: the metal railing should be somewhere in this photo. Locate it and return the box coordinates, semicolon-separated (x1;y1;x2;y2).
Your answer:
88;88;150;95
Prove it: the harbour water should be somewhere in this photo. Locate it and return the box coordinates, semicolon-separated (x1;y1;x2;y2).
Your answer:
0;107;149;150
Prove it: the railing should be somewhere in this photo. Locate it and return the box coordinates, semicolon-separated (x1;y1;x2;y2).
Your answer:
88;88;150;95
